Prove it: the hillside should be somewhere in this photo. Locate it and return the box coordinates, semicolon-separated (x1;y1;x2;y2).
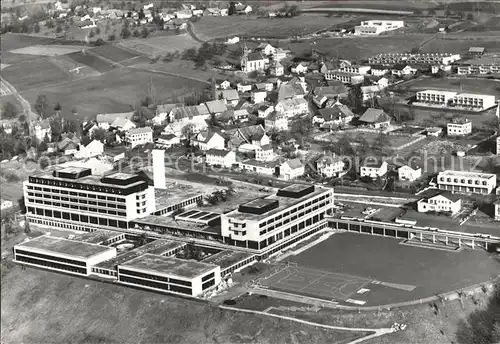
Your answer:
0;262;364;344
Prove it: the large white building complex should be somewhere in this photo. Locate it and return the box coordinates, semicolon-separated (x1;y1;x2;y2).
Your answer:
24;167;155;231
457;56;500;75
354;20;404;35
368;53;461;65
437;170;497;195
415;90;496;110
220;184;333;255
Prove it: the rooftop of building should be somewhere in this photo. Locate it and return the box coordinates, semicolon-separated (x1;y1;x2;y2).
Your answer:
438;170;496;179
73;230;124;245
154;188;203;212
121;253;217;279
16;235;113;260
419;190;463;203
239;158;280;169
132;215;219;234
95;239;186;270
202;250;255;270
224;186;330;221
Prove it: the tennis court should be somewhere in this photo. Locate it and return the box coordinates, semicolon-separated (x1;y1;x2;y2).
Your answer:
258;264;371;302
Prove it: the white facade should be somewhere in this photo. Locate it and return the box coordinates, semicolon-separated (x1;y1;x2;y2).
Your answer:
316;157;345;178
495;201;500;221
252;91;267;104
340;65;371;75
265;113;288;132
76;140;104;159
192;132;225;151
255;145;274;162
417;194;462;215
452;93;496;110
416;90;457;106
280;160;305;180
447;119;472;136
326;72;364;84
275;98;309;118
437;170;497;195
398;165;422;182
1;199;13;210
354;20;404;35
360;161;388;178
205;150;236;168
126;127;153;148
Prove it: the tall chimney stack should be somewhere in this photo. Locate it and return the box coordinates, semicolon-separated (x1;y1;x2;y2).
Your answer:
152;149;166;189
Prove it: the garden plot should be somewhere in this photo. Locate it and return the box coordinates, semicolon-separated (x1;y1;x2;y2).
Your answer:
9;44;84;56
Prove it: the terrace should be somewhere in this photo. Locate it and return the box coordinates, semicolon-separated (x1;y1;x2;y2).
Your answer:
73;230;124;245
154;188;203;212
202;250;255;271
174;210;221;225
132;215;221;235
121;253;217;279
17;235;113;260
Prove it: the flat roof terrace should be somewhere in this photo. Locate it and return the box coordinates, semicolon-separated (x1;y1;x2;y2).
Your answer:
120;253;217;279
175;210;221;224
438;170;496;179
225;187;330;221
74;230;124;245
16;235;114;260
31;170;146;189
202;250;255;270
154;189;203;212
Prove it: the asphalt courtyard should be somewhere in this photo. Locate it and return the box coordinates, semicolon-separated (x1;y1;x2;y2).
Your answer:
259;233;500;306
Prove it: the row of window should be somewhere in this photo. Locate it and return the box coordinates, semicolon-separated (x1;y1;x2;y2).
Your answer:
27;178;147;196
155;196;202;216
27;193;127;209
202;278;216;291
16;255;88;274
27;201;127;216
15;249;87;267
221;257;256;277
27;186;126;202
119;268;192;287
439;177;488;186
27;208;128;228
119;275;192;295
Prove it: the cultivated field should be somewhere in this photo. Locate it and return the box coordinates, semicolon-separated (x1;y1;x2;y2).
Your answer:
192;16;351;40
286;233;500;305
0;263;364;344
9;44;83;56
90;44;140;63
311;0;430;11
21;68;208;119
66;51;117;73
0;33;55;52
1;58;70;92
119;34;201;56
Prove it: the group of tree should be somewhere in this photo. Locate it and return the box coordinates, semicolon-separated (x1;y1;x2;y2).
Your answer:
181;42;225;68
277;4;300;17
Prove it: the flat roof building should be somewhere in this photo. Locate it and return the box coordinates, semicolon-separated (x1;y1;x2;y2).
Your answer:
14;235;117;276
416;90;496;110
437;170;497;195
24;166;155;232
447;118;472;136
117;253;221;297
221;184;333;256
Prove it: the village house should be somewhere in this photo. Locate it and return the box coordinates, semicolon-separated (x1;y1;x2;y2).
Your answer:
0;199;13;211
227;124;269;150
360;160;388;178
31;119;52;142
315;155;345;178
391;64;416;77
237;82;253;93
275;98;309;118
397;161;422;182
256;43;276;56
278;82;306;101
205;149;236;168
175;9;192;19
241;52;268;73
255;144;274;162
75;139;104;159
417;191;462;215
273;48;289;62
255;82;274;92
154;103;181;125
168;104;210;122
157;134;180;148
270;61;285;76
96;112;135;131
361;85;384;103
205;100;229;115
358;108;391;128
327;71;364;85
370;65;390;76
239;159;278;176
279;159;305;180
426;127;443;137
126;127;153;148
251;90;267;104
340;65;371;75
312;103;355;129
258;104;275;118
291;62;309;74
447;118;472;136
217;89;240;106
320;61;339;75
233;109;250;123
191;130;225;151
58;136;80;155
216;80;232;90
236;4;252;14
265;112;288;132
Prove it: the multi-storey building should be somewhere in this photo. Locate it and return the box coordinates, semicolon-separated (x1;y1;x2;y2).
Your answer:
416;90;496;110
126;127;153;148
447;118;472;136
340;65;371;75
417;191;462;215
368;53;460;65
24;167;155;231
325;71;364;84
241;52;269;73
354;20;404;35
437;170;497;195
316;155;345;178
220;184;333;253
457;57;500;75
495;200;500;221
416;90;457;106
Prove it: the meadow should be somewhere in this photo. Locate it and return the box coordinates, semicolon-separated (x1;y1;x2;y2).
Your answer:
392;76;500;95
192;16;351;40
119;33;201;57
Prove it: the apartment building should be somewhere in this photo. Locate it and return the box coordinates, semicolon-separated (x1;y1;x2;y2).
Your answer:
325;71;364;85
354;20;404;35
13;235;117;276
416;90;457;106
457;57;500;75
368;53;460;65
360;160;388;179
24;167;156;231
205;149;236;168
220;184;333;253
447;118;472;136
126;127;153;148
316;155;345;178
340;65;371;75
437;170;497;195
451;93;496;110
417;191;462;215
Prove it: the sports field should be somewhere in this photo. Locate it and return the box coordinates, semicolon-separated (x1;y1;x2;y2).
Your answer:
258;233;500;306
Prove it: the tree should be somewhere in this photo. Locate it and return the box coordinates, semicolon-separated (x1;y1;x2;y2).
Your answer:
108;33;116;41
45;19;54;28
1;102;18;119
91;127;107;142
133;28;140;37
374;131;390;151
348;84;363;110
138;9;145;20
228;1;236;15
38;140;48;153
95;38;105;46
34;94;49;118
88;29;95;38
34;22;40;33
55;24;63;33
428;9;436;15
467;13;474;21
53;102;62;111
18;114;26;123
49;118;62;142
181;124;196;142
140;26;149;38
95;26;101;34
120;25;131;38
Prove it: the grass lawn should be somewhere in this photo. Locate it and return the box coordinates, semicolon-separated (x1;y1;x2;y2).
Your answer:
0;33;55;52
67;51;116;73
288;232;500;303
90;44;140;63
192;16;350;40
311;0;429;11
421;37;500;53
0;263;371;344
119;33;201;56
20;68;208;119
393;76;500;95
1;57;70;92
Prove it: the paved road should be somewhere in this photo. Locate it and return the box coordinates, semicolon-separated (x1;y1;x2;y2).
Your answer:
0;76;38;120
